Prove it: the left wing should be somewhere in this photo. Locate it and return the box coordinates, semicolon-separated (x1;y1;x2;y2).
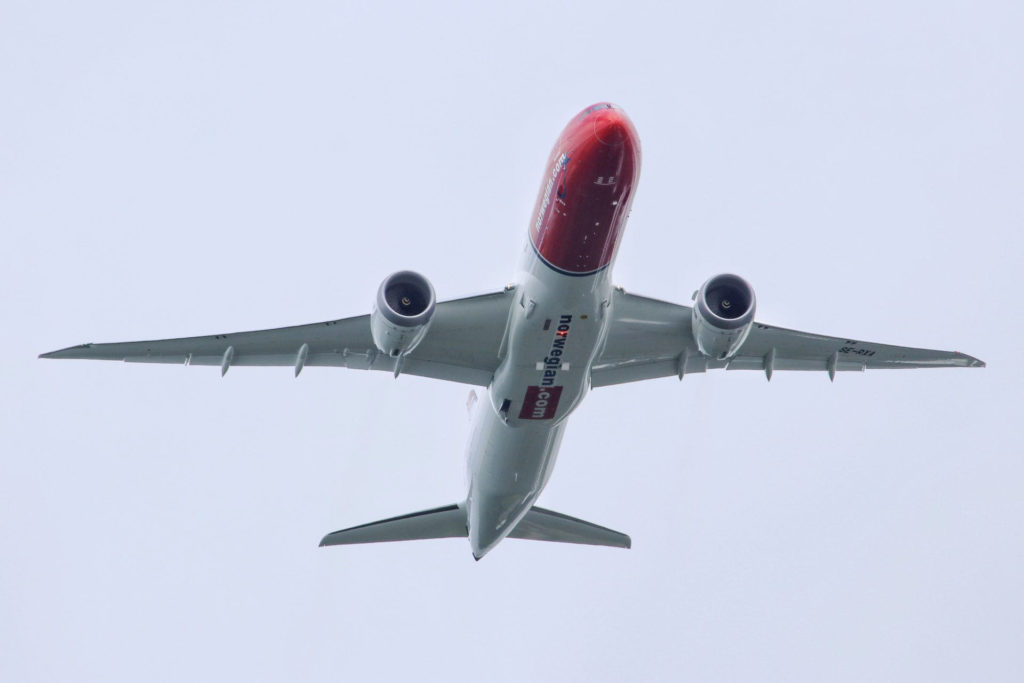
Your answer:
40;290;515;386
592;290;984;388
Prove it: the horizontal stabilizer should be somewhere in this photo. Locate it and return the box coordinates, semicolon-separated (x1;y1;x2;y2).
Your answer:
319;504;466;546
510;506;631;548
319;503;630;551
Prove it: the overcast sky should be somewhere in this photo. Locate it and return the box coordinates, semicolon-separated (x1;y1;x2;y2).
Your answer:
3;1;1022;681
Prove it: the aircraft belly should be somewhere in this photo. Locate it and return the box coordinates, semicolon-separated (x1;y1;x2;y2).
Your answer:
466;261;612;557
466;401;566;557
491;266;613;425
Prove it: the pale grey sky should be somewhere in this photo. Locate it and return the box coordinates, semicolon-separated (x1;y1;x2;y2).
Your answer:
3;1;1022;681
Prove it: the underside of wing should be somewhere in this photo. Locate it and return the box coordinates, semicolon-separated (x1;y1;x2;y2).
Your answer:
40;290;515;386
592;290;984;387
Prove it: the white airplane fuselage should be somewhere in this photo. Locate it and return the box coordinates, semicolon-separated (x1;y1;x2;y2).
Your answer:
466;103;641;558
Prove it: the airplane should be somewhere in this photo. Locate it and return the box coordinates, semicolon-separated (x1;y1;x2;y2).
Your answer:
40;102;985;560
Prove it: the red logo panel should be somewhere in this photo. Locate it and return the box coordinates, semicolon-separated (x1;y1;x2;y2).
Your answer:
519;386;563;420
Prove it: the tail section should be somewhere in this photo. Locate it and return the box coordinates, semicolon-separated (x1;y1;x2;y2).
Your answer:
509;506;631;548
319;504;466;546
319;503;630;553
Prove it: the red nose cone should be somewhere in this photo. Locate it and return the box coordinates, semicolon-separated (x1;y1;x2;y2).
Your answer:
593;111;629;146
528;103;642;276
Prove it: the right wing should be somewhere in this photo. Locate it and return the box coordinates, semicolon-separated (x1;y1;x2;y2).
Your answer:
592;290;984;387
40;290;515;386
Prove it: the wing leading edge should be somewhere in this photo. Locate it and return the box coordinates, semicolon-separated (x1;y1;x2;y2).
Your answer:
592;290;984;388
40;290;516;386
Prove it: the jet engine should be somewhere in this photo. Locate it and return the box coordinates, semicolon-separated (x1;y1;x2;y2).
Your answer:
691;273;756;361
370;270;436;357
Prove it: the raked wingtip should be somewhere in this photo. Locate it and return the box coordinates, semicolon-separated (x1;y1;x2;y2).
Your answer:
961;353;986;368
39;344;88;359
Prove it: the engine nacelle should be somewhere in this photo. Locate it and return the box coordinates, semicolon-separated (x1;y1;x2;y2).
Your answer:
370;270;436;357
691;273;756;361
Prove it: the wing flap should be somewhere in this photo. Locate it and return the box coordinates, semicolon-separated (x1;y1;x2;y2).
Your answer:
724;355;866;372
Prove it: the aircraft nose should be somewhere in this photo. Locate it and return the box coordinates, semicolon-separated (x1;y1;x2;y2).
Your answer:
593;108;631;146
